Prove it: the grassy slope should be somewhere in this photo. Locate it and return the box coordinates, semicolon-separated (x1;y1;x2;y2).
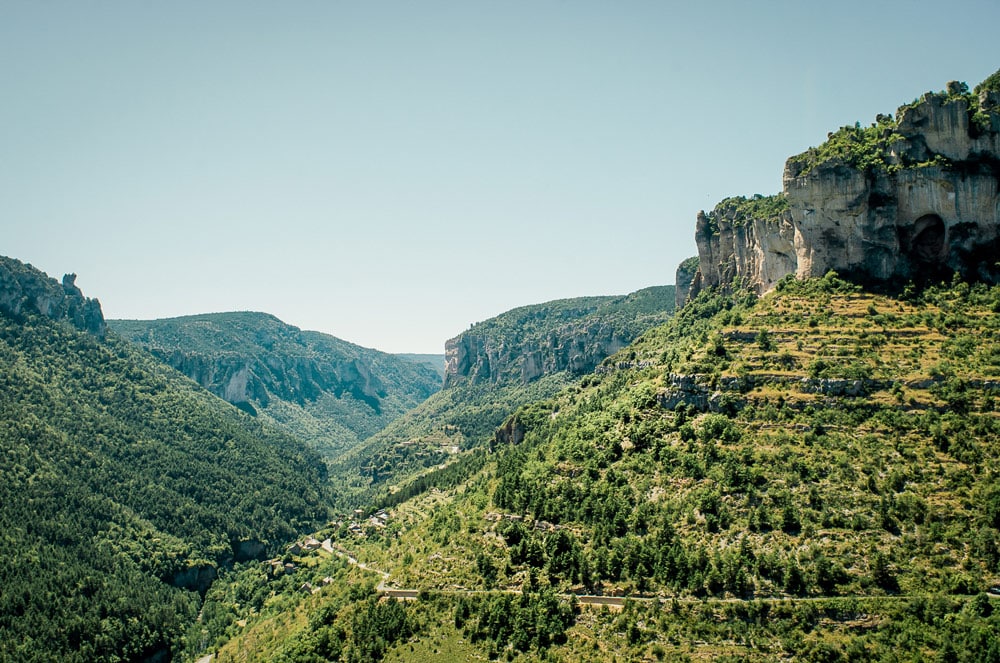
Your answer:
211;278;1000;661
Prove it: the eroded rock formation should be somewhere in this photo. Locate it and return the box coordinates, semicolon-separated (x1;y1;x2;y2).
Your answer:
445;321;631;387
444;286;675;388
684;76;1000;301
0;256;106;337
674;256;700;310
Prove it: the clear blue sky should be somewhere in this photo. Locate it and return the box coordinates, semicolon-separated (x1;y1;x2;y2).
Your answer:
3;1;997;353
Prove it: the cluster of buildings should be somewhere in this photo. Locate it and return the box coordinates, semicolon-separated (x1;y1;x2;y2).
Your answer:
336;508;390;537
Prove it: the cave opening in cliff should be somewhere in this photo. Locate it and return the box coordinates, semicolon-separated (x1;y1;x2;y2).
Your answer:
911;214;946;264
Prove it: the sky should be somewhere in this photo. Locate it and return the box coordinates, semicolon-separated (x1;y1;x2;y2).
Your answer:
2;1;998;353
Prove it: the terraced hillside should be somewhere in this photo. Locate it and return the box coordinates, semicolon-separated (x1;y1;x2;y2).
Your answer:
201;277;999;662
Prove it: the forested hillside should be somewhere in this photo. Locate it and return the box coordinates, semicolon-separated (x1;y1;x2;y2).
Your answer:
0;259;331;662
445;286;676;387
329;286;675;506
110;312;442;460
209;277;1000;662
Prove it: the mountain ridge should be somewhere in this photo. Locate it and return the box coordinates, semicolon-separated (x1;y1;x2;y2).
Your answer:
445;285;675;387
110;311;442;460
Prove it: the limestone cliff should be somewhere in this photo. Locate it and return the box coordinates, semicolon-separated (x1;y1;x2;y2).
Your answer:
684;73;1000;302
0;256;106;337
674;256;700;310
444;286;675;388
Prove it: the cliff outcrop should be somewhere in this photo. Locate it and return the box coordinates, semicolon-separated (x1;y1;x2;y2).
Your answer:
674;256;700;310
444;286;675;388
685;73;1000;301
0;256;106;337
446;319;632;387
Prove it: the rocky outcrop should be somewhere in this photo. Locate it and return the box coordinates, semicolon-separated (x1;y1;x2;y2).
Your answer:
675;257;700;308
492;414;527;448
0;256;106;337
444;286;675;388
445;321;631;387
152;346;386;412
687;76;1000;299
232;538;267;562
691;198;798;296
169;564;217;594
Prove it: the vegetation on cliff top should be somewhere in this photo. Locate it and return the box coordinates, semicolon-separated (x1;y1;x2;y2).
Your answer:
787;68;1000;177
975;67;1000;94
703;193;788;231
787;114;903;177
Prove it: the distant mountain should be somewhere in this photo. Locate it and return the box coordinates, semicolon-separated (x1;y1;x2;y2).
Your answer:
0;256;330;662
0;255;106;337
395;353;446;381
110;313;442;460
331;286;676;504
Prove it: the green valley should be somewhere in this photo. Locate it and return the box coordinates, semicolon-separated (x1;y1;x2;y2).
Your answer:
5;67;1000;663
192;70;1000;663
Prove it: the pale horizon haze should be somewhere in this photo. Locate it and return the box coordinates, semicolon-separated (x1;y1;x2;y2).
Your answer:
3;1;998;353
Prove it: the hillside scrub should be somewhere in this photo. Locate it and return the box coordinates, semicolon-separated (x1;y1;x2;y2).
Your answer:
210;277;1000;661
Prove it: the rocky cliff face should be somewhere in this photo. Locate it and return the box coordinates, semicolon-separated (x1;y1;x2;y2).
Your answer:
684;76;1000;302
692;197;798;296
0;256;106;337
151;340;386;413
674;257;700;310
445;321;631;387
444;286;675;388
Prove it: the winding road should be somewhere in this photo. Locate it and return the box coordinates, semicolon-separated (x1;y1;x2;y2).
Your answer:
328;544;973;610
